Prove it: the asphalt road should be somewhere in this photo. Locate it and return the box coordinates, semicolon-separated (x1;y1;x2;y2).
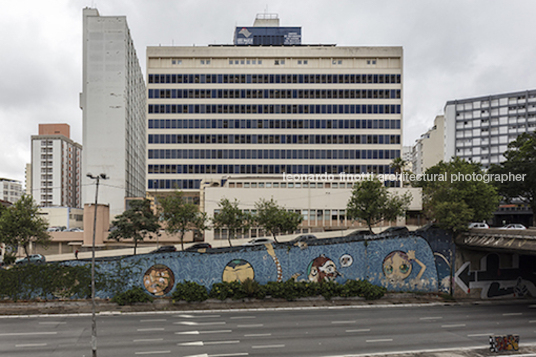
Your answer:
1;302;535;357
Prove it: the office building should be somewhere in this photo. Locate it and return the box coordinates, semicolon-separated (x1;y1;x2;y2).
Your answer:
81;8;146;217
0;178;22;204
146;15;403;193
30;124;82;207
412;115;445;175
444;89;536;168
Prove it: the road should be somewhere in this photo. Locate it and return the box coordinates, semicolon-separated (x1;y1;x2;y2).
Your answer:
0;302;535;357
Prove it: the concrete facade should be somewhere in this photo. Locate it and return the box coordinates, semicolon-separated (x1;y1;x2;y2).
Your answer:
30;124;82;208
0;178;22;204
146;43;403;193
444;89;536;168
81;8;146;218
412;115;445;175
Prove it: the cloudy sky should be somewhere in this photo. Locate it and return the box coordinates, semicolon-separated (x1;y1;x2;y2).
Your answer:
2;0;535;185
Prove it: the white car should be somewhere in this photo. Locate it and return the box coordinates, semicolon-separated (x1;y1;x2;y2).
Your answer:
499;224;527;230
243;238;274;246
468;222;489;229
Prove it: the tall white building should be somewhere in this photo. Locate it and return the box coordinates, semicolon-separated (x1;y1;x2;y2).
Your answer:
0;178;22;204
444;89;536;168
412;115;445;175
81;8;146;217
146;15;403;193
30;124;82;207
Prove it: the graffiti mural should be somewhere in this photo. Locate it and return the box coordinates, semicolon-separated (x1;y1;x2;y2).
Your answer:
489;335;519;352
222;259;254;283
382;250;426;286
455;253;536;299
307;255;341;282
143;264;175;296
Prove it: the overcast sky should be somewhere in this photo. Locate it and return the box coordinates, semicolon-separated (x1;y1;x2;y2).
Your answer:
2;0;535;185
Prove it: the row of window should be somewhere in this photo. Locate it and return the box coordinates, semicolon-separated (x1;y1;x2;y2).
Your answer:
148;119;401;130
148;134;401;145
148;73;401;85
148;88;401;100
148;149;401;160
148;164;395;176
148;104;402;115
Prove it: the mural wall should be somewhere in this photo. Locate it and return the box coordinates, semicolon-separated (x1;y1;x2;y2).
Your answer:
65;231;455;299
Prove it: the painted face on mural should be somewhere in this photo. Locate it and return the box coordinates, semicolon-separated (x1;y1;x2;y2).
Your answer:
222;259;255;283
383;251;412;281
143;264;175;296
340;254;353;268
308;255;341;283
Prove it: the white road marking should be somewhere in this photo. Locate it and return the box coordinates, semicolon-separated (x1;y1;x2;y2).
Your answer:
441;324;466;328
237;324;263;328
502;313;523;316
140;319;167;322
245;333;271;337
135;351;170;355
137;328;165;332
183;354;249;357
134;338;165;342
331;320;356;324
530;320;536;323
38;322;66;325
366;339;393;343
0;332;57;336
419;317;442;320
346;329;371;333
175;321;226;326
251;344;285;349
179;340;240;346
230;316;256;319
16;343;47;347
176;314;221;318
176;330;232;335
468;333;494;337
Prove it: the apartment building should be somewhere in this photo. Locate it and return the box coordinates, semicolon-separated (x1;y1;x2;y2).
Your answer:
81;8;146;217
30;124;82;207
444;89;536;168
0;178;22;204
412;115;445;175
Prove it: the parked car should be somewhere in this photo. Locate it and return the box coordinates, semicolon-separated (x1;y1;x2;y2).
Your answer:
499;224;526;230
47;226;63;232
66;227;83;232
15;254;46;265
243;238;274;246
287;234;317;244
468;222;489;229
151;245;177;253
184;243;212;251
381;226;409;234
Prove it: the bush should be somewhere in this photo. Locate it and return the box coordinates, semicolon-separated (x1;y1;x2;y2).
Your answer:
111;286;154;306
172;281;208;302
340;279;386;300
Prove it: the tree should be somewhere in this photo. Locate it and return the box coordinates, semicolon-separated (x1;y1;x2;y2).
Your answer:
0;195;51;258
212;198;251;247
389;157;406;175
254;198;303;243
159;192;208;251
489;132;536;227
346;178;411;233
418;157;500;233
108;199;160;255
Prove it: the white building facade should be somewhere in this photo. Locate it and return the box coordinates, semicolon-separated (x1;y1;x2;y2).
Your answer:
444;89;536;168
30;124;82;208
146;44;403;192
81;8;146;218
412;115;445;175
0;178;22;204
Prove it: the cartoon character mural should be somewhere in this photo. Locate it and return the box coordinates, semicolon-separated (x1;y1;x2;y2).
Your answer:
222;259;255;283
382;250;426;286
307;255;341;282
143;264;175;296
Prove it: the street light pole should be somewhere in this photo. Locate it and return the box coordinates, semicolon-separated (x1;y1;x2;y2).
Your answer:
86;173;108;357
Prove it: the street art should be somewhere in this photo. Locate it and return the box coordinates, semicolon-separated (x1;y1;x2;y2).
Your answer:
222;259;254;283
57;232;451;299
455;253;536;299
382;250;426;287
143;264;175;296
307;255;341;283
489;335;519;352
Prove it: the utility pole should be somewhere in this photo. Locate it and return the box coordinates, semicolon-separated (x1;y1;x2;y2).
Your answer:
86;173;108;357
